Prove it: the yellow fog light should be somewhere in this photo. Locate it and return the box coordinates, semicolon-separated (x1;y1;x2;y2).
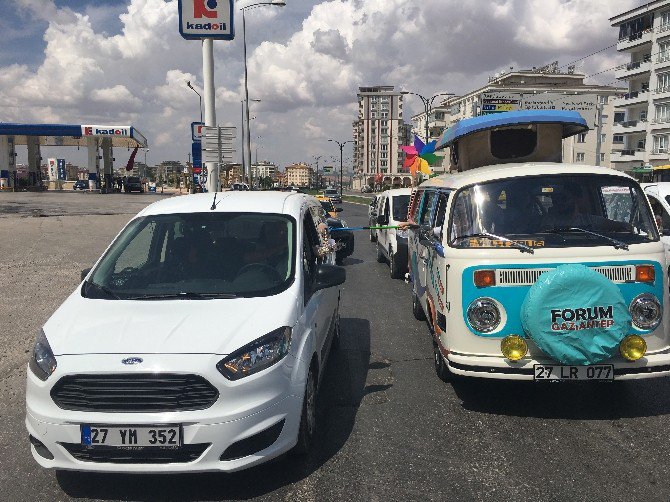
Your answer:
501;335;528;361
619;335;647;361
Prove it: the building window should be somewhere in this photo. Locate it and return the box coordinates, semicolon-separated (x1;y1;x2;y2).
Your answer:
654;134;668;153
600;134;606;143
641;110;648;122
576;153;585;162
613;134;624;143
661;11;670;31
381;112;388;119
614;112;625;124
381;161;387;167
577;133;587;143
599;153;605;163
660;41;670;63
656;102;670;122
658;72;670;93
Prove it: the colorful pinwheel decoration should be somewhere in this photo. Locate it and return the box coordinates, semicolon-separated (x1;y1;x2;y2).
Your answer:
401;136;442;177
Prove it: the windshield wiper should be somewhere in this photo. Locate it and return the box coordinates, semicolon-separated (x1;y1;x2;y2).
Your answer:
84;281;120;300
451;232;534;254
127;292;238;300
549;227;629;251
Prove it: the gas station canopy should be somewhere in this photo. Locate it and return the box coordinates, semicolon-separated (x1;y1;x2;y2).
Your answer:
0;123;148;149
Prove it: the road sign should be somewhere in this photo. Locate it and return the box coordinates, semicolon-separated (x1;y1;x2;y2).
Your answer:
200;126;236;164
191;122;204;142
323;166;334;173
178;0;235;40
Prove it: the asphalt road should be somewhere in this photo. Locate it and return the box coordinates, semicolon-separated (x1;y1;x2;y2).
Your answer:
2;192;670;501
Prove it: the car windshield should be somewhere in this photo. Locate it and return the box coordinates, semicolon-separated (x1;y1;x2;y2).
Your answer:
84;212;295;299
325;190;338;196
449;174;658;249
392;195;410;222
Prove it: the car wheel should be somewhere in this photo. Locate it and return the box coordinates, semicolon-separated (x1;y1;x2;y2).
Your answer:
412;289;426;321
376;242;385;263
294;364;317;455
433;340;451;382
389;248;402;279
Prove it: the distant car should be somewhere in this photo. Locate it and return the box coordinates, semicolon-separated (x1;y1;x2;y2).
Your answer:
316;196;343;218
123;176;143;193
360;186;372;193
323;188;342;204
230;182;250;191
72;180;88;191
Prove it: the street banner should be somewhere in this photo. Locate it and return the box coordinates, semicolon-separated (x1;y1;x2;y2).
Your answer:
178;0;235;40
480;92;598;127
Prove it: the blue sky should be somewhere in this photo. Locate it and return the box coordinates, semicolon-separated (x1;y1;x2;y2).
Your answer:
0;0;642;168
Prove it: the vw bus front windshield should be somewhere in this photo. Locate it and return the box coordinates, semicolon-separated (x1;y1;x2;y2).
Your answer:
449;175;658;249
83;213;296;300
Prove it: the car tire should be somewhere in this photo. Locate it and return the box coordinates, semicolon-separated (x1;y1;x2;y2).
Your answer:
294;363;317;455
412;289;426;321
433;340;451;382
389;248;402;279
376;242;385;263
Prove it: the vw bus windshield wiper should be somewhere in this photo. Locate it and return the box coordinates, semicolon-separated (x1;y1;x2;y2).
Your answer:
550;227;629;251
451;232;534;254
127;292;238;300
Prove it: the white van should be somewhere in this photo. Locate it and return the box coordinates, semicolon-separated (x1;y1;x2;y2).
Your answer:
370;188;412;279
409;110;670;382
26;192;345;473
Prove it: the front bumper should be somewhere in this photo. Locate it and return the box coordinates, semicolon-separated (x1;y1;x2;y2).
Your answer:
25;353;306;473
446;349;670;381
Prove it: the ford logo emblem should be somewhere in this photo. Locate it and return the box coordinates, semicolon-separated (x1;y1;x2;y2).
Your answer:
122;357;143;365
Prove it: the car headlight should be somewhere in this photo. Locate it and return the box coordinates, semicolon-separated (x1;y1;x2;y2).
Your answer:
629;293;662;330
29;329;57;381
467;298;501;333
216;327;292;381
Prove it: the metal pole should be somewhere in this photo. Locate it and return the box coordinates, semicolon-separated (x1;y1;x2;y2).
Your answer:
240;100;246;183
203;39;218;192
339;144;343;196
242;10;253;189
594;101;604;167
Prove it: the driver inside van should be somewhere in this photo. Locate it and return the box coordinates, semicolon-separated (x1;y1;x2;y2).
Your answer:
244;221;290;278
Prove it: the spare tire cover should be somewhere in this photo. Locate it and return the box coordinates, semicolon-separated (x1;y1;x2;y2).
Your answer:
521;264;631;365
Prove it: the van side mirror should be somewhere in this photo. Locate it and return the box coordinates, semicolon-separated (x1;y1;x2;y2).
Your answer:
80;267;92;281
314;264;346;291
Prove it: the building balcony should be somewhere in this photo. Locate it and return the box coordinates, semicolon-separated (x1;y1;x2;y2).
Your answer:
610;149;645;163
649;149;670;161
612;90;649;107
612;120;648;134
616;29;652;51
650;119;670;131
615;60;651;79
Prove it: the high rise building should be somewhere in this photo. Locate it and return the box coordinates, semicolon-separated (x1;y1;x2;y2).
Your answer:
352;86;412;190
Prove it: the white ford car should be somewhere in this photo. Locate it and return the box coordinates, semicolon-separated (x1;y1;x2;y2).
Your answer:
26;192;345;473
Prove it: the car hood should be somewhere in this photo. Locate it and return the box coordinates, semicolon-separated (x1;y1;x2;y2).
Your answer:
44;289;299;356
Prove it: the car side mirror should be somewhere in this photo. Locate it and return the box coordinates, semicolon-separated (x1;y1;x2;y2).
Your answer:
314;264;346;291
336;207;343;212
80;267;92;281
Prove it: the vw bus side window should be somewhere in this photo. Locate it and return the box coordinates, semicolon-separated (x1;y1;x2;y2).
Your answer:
432;191;450;240
419;191;437;226
449;175;658;249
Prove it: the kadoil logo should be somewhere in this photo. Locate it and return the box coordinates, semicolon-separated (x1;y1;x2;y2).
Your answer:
550;306;614;332
186;0;227;31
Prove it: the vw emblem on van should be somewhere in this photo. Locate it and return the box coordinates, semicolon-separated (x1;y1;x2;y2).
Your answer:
121;357;143;365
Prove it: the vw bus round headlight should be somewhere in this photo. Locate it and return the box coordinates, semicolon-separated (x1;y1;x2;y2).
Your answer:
619;335;647;361
501;335;528;361
629;294;662;330
467;298;501;333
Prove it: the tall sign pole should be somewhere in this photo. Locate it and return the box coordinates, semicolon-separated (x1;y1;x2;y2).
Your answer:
178;0;235;193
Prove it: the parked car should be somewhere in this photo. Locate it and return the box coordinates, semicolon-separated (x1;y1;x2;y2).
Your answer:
72;180;88;191
360;185;372;193
123;176;143;193
26;192;346;473
323;188;342;204
316;196;343;218
371;188;412;279
325;214;354;265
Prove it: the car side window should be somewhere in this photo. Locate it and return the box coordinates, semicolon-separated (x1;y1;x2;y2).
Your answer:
648;194;670;233
432;192;450;240
302;211;321;304
419;191;436;226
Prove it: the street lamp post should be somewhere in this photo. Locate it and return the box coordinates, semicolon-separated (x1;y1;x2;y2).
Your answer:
241;1;286;190
328;139;353;196
186;81;203;123
240;100;246;183
400;91;454;144
313;155;322;189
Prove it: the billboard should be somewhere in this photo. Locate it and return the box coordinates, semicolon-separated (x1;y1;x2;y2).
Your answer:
178;0;234;40
480;92;598;127
322;166;334;173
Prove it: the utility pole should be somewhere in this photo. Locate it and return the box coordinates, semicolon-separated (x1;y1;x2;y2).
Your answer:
594;100;604;167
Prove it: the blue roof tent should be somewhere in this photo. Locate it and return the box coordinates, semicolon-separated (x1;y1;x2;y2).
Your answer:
436;110;589;151
0;123;148;148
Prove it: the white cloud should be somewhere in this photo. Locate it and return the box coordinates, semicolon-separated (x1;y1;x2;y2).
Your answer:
0;0;642;169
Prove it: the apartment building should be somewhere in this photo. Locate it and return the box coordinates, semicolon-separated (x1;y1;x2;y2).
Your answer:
610;1;670;172
352;86;411;190
285;163;313;187
413;67;622;171
251;161;277;180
